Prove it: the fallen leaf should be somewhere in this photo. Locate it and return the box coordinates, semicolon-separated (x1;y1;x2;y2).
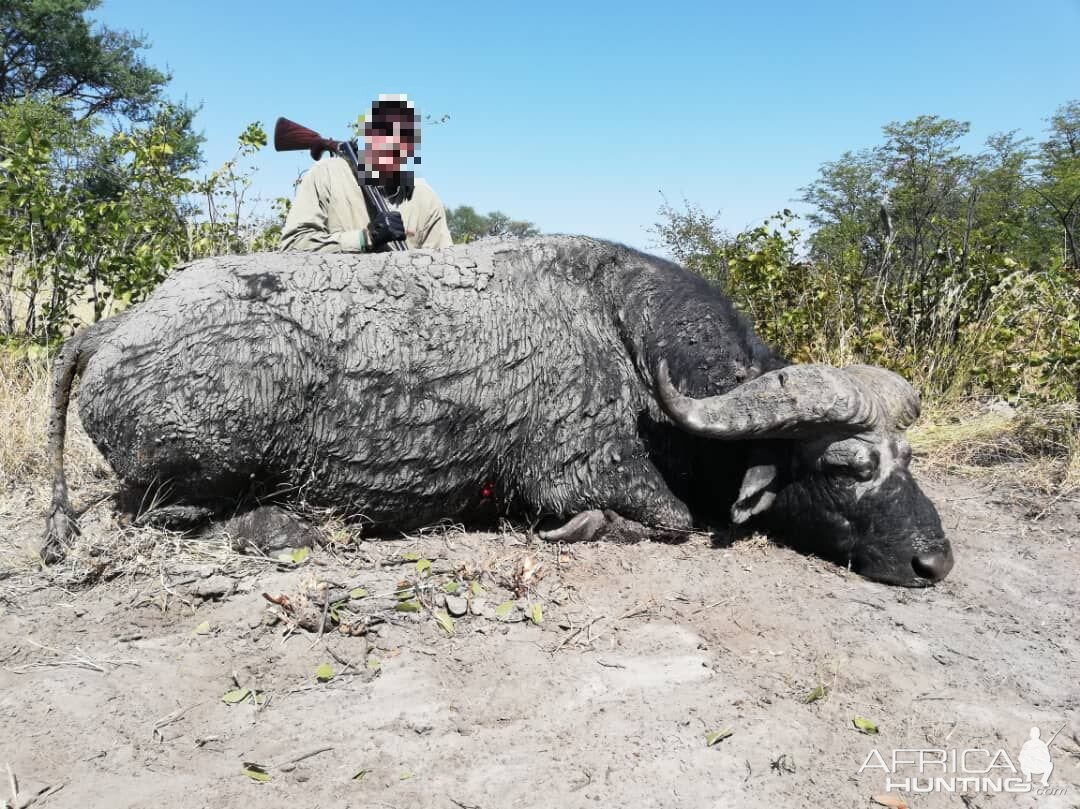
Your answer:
402;552;421;562
222;688;251;704
415;558;431;575
443;581;461;594
400;771;413;780
871;794;909;809
706;729;733;746
349;587;368;599
494;601;515;619
315;663;335;682
853;716;879;735
434;610;454;635
193;621;212;635
222;688;265;705
804;684;828;703
291;547;310;564
530;604;543;625
242;763;271;782
395;600;421;613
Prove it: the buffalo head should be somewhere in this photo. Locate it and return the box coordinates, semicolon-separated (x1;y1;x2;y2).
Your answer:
656;361;954;587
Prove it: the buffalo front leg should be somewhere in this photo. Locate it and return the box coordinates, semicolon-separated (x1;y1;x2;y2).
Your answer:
537;457;696;543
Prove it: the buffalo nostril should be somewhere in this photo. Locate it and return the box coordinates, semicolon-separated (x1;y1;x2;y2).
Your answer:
913;550;954;582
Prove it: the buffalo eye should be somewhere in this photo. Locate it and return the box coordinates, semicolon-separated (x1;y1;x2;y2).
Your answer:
818;441;879;482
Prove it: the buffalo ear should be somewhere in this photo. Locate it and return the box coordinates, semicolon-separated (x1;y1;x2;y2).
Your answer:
732;462;778;524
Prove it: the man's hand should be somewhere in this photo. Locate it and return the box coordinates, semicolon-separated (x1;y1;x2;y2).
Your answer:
366;210;406;249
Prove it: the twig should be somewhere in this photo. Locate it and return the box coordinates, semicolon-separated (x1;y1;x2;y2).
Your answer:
548;617;605;654
312;589;331;648
690;599;728;616
450;799;482;809
152;702;204;741
273;746;334;770
6;763;17;809
7;639;135;674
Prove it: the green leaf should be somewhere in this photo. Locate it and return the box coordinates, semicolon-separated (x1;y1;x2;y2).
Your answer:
349;587;369;599
530;604;543;625
291;547;310;564
222;688;251;704
443;581;461;594
415;558;431;575
470;581;484;597
853;716;879;735
706;729;733;746
402;552;421;562
395;600;421;613
804;684;828;704
434;610;454;635
366;658;381;670
353;769;370;781
242;763;271;782
394;586;415;601
494;602;515;619
193;621;212;635
400;771;413;781
315;663;335;682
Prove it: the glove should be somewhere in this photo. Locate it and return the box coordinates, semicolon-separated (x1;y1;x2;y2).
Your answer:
366;210;406;249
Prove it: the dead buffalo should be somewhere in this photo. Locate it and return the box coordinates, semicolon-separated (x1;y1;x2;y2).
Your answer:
43;236;954;586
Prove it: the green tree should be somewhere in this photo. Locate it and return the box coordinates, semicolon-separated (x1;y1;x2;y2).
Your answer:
649;195;728;284
0;0;169;120
446;205;538;243
1034;100;1080;270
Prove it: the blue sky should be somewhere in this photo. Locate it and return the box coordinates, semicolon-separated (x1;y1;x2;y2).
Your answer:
97;0;1080;250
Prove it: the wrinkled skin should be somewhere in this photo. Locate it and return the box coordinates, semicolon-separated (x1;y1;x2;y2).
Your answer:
41;236;953;586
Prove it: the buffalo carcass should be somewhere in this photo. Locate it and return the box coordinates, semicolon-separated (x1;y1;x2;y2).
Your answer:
43;236;954;586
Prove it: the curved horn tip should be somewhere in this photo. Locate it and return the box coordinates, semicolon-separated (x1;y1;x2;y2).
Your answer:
654;360;692;421
844;365;922;429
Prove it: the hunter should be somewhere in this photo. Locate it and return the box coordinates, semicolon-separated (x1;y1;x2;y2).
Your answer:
279;94;452;252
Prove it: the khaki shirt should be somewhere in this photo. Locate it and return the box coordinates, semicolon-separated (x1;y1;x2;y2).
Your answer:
279;157;453;252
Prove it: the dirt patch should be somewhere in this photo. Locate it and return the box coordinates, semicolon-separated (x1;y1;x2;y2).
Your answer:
1;473;1078;809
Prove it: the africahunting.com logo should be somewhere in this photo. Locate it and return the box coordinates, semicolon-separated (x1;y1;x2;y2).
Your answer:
858;724;1069;796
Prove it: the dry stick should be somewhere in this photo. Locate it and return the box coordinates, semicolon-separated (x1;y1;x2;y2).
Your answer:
152;702;204;741
273;746;334;770
548;616;605;654
5;763;17;809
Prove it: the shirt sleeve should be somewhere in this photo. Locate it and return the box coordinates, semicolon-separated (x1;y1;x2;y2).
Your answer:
278;164;366;253
414;183;453;248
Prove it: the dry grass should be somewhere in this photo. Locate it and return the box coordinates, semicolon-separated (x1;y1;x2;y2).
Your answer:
0;347;107;491
911;397;1080;494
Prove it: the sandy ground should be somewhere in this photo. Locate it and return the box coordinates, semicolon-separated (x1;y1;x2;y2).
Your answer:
0;470;1077;809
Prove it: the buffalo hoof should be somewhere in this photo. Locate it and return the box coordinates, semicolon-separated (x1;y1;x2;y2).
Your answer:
539;509;654;544
539;509;607;542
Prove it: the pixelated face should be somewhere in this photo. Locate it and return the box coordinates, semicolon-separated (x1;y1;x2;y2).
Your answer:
364;111;418;177
736;432;954;586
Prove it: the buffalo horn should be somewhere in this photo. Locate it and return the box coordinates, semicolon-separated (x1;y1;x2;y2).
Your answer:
655;360;920;439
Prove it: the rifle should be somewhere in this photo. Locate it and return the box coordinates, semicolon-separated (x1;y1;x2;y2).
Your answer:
273;117;406;251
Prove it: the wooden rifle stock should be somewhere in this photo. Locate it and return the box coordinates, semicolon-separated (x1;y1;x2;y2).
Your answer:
273;116;405;251
274;117;340;161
